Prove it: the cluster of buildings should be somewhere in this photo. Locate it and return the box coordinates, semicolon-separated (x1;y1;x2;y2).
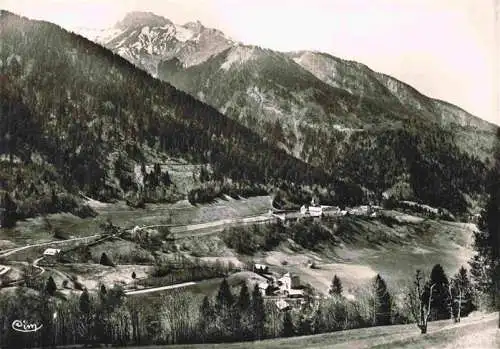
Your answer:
299;204;380;218
299;204;324;217
296;195;384;219
299;197;327;217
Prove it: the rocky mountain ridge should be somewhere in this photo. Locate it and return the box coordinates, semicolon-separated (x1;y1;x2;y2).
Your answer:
69;11;496;215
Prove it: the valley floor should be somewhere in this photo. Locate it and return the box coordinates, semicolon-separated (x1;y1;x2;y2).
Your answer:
0;196;479;296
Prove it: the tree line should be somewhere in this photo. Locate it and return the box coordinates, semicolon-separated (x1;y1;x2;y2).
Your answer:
222;220;334;255
0;260;478;348
469;128;500;326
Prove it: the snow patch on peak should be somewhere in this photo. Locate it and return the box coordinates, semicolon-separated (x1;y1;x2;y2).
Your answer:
191;33;202;43
220;46;256;71
73;27;124;45
141;26;150;35
174;25;195;42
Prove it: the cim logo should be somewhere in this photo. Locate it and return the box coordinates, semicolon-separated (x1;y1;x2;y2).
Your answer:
11;320;43;333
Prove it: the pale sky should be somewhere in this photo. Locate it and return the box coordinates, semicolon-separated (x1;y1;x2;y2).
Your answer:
3;0;499;125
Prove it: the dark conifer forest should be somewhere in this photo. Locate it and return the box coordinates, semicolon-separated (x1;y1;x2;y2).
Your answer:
0;11;336;220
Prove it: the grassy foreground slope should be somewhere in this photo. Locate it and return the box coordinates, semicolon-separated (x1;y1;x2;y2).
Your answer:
162;313;498;349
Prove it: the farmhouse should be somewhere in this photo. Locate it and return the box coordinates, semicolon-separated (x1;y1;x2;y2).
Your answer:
277;272;302;296
254;271;305;298
322;205;340;213
258;282;269;296
287;289;304;298
254;263;270;274
43;248;61;256
309;206;322;217
469;213;481;224
347;205;370;216
300;205;307;215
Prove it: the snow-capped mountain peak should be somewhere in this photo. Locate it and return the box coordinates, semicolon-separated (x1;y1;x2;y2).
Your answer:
75;12;234;71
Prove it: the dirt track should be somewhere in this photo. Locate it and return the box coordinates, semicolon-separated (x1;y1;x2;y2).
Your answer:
124;281;196;295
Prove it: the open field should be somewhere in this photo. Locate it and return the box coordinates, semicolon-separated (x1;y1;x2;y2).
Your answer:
41;209;479;295
95;195;272;228
4;196;272;243
251;213;478;296
57;263;153;290
126;271;265;300
0;198;492;349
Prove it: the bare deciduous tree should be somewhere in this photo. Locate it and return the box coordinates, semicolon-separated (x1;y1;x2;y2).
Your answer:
449;277;467;323
456;283;463;322
447;283;455;322
407;270;435;334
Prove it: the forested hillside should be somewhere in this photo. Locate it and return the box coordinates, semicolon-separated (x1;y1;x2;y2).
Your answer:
162;49;489;215
0;11;336;222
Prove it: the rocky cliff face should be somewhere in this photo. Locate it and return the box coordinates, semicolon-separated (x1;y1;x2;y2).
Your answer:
289;51;494;132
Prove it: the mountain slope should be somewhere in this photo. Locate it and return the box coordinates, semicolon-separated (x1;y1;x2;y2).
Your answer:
73;12;495;215
289;51;493;131
158;47;491;215
0;11;342;221
161;45;494;164
79;13;496;139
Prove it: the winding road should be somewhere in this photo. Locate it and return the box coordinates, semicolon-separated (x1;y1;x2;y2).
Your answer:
0;235;101;286
0;211;273;289
0;235;100;258
32;257;45;275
